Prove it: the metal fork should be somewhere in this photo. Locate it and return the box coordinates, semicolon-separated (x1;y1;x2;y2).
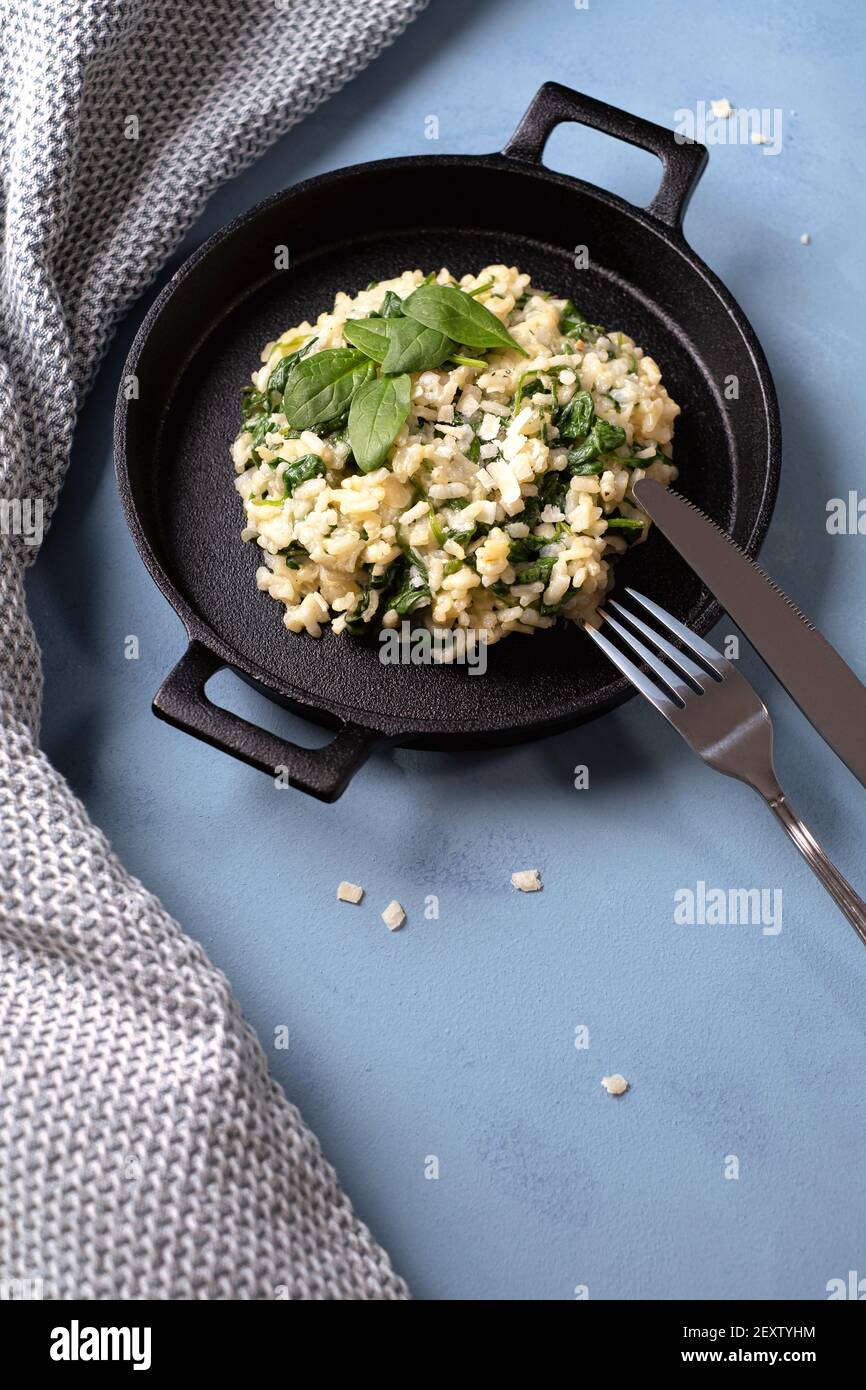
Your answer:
585;588;866;948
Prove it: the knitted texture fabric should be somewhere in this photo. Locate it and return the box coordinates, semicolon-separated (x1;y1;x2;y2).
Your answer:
0;0;426;1301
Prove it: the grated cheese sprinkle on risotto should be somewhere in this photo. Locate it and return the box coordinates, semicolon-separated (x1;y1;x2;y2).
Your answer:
231;266;680;644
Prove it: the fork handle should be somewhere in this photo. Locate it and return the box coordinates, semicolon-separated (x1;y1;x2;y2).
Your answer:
765;794;866;949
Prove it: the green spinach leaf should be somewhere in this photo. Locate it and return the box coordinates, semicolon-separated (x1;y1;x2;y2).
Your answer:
265;336;317;398
348;373;412;472
342;318;390;362
594;419;626;451
282;349;375;432
248;414;273;455
508;534;549;564
279;541;309;569
402;283;528;356
281;454;325;496
560;300;604;340
447;517;477;545
556;390;594;441
514;365;572;411
539;470;570;509
241;385;267;423
389;575;432;615
515;554;556;585
379;290;405;319
567;418;627;469
380;317;456;374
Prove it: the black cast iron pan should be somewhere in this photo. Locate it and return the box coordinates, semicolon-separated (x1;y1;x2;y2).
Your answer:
114;83;781;801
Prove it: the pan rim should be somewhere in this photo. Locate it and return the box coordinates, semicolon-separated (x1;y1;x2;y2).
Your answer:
114;150;781;738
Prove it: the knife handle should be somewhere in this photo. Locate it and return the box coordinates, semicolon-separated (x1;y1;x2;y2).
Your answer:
766;794;866;950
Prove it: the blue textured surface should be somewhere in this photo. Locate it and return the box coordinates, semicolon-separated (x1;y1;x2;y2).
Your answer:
28;0;866;1300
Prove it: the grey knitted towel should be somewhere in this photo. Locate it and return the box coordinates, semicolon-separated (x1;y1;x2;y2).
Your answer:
0;0;427;1301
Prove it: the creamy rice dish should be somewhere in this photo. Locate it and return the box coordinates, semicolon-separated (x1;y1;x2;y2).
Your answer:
231;265;680;644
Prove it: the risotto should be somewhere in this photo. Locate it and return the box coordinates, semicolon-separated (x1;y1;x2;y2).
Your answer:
231;265;680;644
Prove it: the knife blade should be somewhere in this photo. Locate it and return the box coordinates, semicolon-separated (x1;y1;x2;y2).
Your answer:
632;477;866;789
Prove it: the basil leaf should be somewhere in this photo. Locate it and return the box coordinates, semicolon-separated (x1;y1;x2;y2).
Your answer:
282;349;375;432
557;390;594;441
380;318;456;374
343;318;390;362
402;283;528;356
379;290;405;319
348;373;412;473
281;454;325;496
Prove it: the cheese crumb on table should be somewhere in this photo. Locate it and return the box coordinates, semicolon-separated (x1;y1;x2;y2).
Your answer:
750;131;770;145
336;881;364;904
511;869;542;893
710;97;732;119
382;900;406;931
601;1074;629;1096
800;232;811;245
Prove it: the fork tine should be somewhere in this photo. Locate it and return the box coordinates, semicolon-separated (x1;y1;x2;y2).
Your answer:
607;598;718;690
600;610;697;704
583;621;684;723
625;588;730;675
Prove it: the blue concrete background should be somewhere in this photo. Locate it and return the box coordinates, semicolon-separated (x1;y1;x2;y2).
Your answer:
28;0;866;1299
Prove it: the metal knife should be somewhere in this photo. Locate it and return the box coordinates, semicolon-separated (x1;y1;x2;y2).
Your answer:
632;477;866;790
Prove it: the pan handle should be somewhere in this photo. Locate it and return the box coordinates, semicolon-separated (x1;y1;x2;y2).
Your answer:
153;641;383;803
502;82;707;231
